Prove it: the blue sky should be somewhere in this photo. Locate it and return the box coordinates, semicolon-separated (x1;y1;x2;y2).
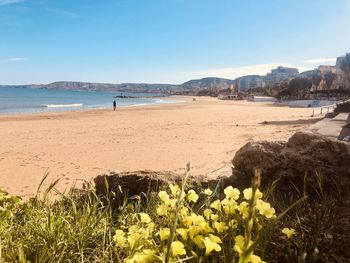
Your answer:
0;0;349;85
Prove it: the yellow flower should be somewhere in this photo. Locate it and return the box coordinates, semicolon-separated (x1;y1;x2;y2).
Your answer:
249;254;266;263
192;235;205;248
190;213;205;225
128;225;139;235
139;213;152;223
203;234;222;255
256;200;276;219
113;230;127;247
243;188;263;200
176;228;188;241
179;207;189;222
159;228;170;241
125;249;156;263
203;208;212;220
238;201;249;218
213;221;228;233
210;214;219;221
156;204;168;216
171;241;186;257
209;234;222;243
180;206;189;216
224;186;240;200
187;190;199;203
128;233;141;250
282;228;296;239
199;221;212;234
204;188;213;196
158;191;171;205
233;235;254;255
221;198;237;215
181;215;192;227
188;225;201;239
169;184;180;197
233;235;245;254
169;198;177;208
210;200;221;211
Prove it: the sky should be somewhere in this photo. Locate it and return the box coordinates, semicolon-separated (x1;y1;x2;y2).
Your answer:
0;0;350;85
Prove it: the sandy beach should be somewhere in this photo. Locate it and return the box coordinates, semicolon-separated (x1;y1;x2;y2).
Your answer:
0;96;317;197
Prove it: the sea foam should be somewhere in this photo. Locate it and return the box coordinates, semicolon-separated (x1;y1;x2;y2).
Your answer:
44;104;83;108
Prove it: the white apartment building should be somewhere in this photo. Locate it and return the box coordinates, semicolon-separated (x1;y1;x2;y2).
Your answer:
265;66;299;85
236;75;266;92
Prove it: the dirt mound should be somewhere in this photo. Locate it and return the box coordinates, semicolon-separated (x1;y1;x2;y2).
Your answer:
94;170;181;198
93;169;236;202
232;131;350;191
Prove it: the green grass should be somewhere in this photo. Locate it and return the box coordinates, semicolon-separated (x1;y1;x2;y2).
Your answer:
0;167;349;263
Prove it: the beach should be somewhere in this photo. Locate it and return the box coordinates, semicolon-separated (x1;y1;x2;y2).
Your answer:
0;96;317;197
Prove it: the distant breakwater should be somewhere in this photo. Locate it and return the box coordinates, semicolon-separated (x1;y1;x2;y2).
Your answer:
114;94;167;99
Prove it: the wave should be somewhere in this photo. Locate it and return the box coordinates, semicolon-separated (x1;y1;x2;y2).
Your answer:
129;103;148;107
43;103;83;108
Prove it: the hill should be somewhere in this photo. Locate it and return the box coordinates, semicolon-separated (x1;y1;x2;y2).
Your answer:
0;77;234;96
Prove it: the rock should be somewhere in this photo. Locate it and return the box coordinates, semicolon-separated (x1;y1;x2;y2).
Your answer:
232;132;350;193
232;140;286;173
94;170;181;198
93;169;237;203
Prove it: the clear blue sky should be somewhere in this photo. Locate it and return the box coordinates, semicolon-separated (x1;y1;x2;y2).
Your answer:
0;0;349;85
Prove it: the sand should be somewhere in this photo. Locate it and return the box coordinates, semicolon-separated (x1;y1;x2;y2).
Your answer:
0;96;318;197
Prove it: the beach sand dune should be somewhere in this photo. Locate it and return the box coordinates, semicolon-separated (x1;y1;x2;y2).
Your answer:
0;96;316;197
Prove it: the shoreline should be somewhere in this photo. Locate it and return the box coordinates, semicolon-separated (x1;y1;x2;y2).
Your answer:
0;97;316;197
0;95;187;118
0;95;189;121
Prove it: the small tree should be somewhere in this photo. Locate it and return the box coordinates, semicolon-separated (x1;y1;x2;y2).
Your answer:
284;77;312;97
311;70;322;97
339;53;350;74
324;71;336;97
340;53;350;90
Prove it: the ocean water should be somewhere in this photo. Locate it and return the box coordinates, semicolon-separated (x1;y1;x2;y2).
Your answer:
0;87;177;114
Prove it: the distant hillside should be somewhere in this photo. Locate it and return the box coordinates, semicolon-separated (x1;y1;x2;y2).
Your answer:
181;77;234;90
0;77;235;96
42;81;178;94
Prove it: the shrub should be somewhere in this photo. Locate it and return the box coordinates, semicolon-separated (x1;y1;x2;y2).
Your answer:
0;167;294;263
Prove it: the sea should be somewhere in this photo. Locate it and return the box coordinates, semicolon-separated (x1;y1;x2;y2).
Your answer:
0;87;179;114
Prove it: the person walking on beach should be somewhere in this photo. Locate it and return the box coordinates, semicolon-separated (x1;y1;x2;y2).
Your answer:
113;100;117;111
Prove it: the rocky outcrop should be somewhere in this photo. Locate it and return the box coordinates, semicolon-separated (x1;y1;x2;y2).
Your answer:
232;131;350;192
93;132;350;201
94;170;181;198
93;169;236;202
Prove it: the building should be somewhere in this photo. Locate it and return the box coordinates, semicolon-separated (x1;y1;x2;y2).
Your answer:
333;56;350;90
235;75;266;92
265;66;299;85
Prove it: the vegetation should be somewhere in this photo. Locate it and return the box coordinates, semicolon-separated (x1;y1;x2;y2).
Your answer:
278;78;311;97
0;166;349;262
334;100;350;113
324;71;336;91
339;53;350;75
311;70;322;95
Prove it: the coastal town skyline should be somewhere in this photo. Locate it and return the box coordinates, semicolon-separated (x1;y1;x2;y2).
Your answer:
1;0;350;84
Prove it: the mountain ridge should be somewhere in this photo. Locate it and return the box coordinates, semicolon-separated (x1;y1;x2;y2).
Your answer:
0;77;234;95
